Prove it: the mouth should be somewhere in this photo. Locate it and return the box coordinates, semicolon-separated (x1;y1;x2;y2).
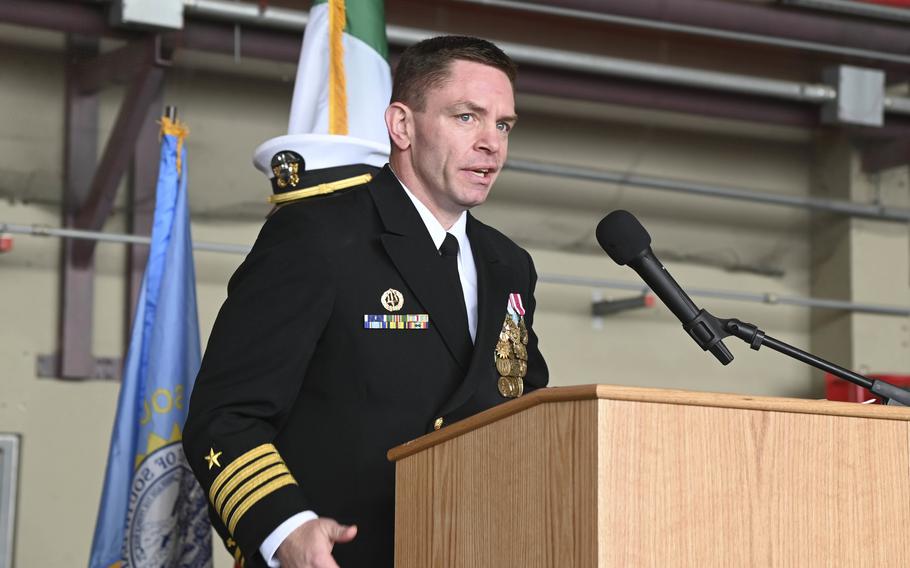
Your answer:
467;167;497;179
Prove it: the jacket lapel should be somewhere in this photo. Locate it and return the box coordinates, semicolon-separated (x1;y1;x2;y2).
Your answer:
436;214;512;417
370;166;474;371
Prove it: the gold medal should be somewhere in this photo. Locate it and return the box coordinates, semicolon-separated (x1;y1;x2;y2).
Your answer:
498;376;523;398
512;342;527;361
503;318;519;343
497;376;512;397
494;310;529;398
519;317;529;345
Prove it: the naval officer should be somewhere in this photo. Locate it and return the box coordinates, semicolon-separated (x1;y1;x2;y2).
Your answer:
183;35;549;568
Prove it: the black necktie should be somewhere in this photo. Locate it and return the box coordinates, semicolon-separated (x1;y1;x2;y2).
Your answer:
439;233;473;348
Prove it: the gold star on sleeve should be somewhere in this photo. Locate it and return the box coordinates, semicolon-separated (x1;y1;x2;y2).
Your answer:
205;448;223;470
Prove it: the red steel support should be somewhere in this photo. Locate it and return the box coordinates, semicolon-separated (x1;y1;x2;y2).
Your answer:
59;34;101;379
53;33;167;379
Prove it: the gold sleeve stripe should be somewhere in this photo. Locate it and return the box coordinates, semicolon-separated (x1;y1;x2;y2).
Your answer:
213;453;283;513
227;474;297;534
233;548;242;563
220;463;293;527
267;173;373;205
210;443;276;502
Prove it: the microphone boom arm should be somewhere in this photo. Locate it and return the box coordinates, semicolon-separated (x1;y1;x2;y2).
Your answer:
689;309;910;406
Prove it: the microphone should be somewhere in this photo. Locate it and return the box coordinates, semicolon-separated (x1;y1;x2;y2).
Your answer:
596;210;734;365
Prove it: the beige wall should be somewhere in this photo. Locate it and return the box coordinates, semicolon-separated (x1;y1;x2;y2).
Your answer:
1;28;908;568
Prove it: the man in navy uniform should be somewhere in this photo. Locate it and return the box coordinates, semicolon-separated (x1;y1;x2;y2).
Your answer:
184;35;548;568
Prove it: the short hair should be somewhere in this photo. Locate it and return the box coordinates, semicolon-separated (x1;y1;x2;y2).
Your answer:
391;35;517;111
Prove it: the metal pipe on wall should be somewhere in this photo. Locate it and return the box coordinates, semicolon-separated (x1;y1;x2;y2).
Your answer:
4;221;909;317
182;0;910;115
4;1;910;117
454;0;910;66
504;159;910;223
508;0;910;63
183;0;308;31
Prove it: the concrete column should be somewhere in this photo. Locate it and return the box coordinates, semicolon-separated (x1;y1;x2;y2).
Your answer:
810;132;910;391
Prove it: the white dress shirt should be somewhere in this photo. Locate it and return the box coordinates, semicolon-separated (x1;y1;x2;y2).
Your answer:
260;175;479;565
399;180;479;341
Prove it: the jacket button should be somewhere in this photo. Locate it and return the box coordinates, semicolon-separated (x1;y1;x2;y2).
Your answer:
433;417;444;431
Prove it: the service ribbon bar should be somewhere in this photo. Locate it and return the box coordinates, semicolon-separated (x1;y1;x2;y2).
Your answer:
364;314;429;330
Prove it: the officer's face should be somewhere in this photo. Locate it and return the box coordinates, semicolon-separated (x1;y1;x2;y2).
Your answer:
408;60;516;216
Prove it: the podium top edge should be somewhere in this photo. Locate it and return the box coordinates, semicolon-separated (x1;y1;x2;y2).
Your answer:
386;383;910;462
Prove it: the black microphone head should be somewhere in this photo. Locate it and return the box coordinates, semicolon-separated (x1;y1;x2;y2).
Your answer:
596;210;652;265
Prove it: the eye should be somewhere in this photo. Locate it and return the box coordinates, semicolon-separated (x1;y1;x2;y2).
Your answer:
456;113;473;123
497;121;512;133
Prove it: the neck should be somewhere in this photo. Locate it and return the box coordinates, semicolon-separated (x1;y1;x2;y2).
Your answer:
389;158;462;230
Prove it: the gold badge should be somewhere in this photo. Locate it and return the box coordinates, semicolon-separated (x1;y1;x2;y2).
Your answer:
381;288;404;312
205;448;223;470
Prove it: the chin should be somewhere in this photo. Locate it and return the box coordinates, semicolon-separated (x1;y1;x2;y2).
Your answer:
459;190;491;209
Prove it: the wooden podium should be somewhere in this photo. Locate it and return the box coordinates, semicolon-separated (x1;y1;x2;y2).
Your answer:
388;385;910;567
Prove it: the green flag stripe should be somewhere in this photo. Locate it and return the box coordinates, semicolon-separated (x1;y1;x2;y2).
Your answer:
312;0;389;59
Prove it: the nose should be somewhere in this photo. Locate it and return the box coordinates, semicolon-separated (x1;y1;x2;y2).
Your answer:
475;122;501;154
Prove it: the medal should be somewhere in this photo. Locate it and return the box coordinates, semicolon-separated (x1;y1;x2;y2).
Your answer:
517;360;527;378
493;294;531;399
512;342;527;361
498;376;523;398
498;376;512;397
512;377;524;397
497;376;524;398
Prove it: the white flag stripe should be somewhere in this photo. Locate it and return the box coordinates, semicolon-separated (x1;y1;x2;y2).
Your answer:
256;2;391;177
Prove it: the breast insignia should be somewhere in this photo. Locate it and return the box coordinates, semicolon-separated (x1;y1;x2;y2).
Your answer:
381;288;404;312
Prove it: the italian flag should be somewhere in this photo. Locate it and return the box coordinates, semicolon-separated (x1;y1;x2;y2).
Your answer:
254;0;391;174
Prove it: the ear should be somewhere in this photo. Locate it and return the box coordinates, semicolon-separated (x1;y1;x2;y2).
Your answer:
385;102;412;151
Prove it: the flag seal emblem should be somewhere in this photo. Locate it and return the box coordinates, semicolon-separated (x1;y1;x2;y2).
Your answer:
124;443;211;567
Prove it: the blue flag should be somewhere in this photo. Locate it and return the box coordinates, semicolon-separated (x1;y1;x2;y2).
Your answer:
89;118;212;568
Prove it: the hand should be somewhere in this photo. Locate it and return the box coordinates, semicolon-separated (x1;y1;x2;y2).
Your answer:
275;518;357;568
